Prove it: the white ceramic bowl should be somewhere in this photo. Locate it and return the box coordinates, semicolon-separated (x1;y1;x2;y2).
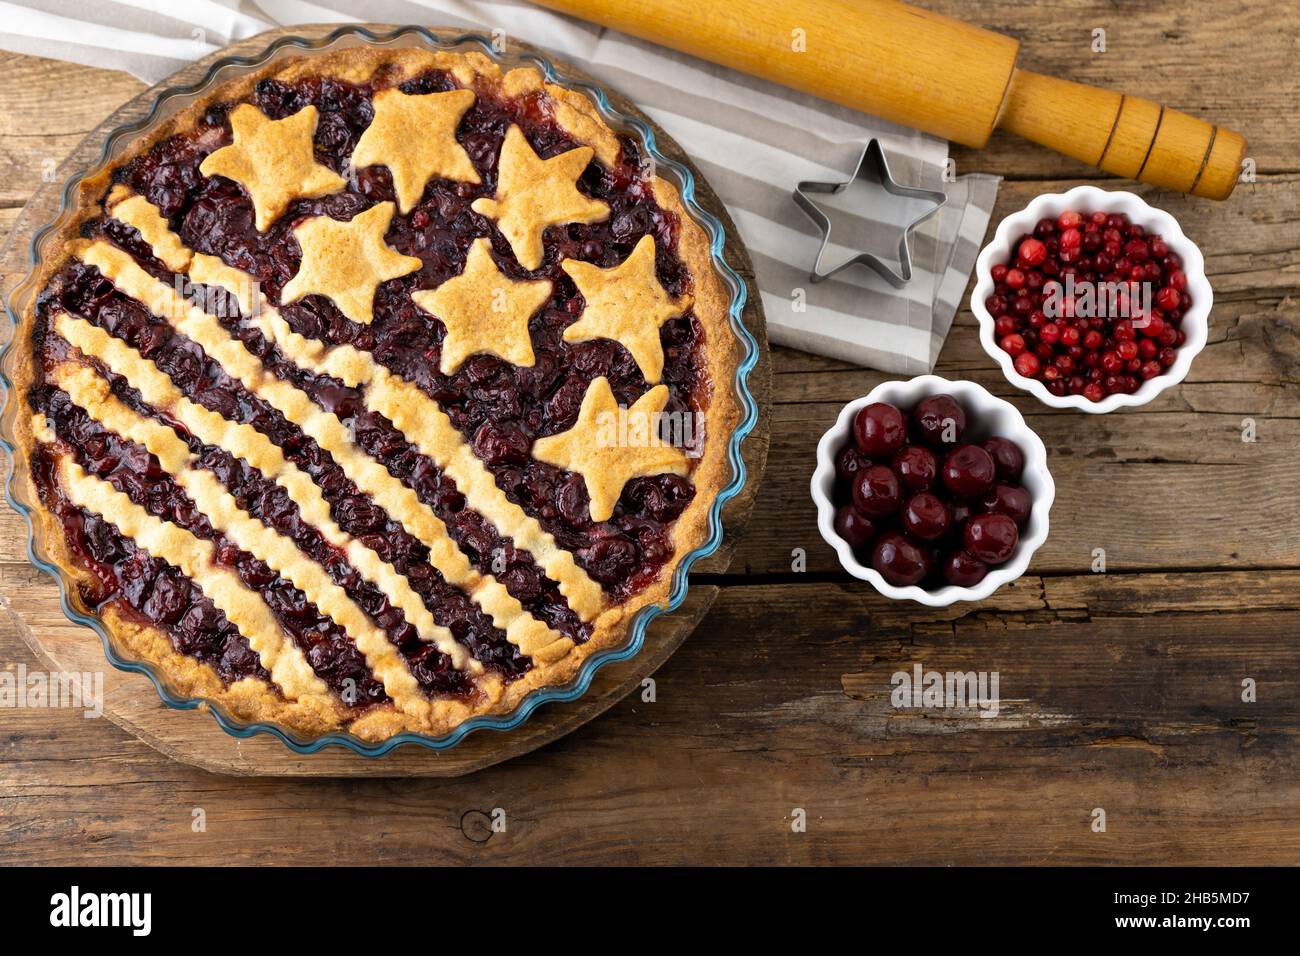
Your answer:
972;185;1212;413
811;375;1055;606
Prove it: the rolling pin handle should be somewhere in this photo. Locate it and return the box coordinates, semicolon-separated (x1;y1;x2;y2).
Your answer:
1001;69;1246;200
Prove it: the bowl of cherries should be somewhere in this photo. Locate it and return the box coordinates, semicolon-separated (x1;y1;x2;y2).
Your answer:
812;376;1054;606
972;184;1212;413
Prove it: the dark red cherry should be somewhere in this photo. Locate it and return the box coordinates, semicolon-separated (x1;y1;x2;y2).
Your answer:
981;436;1024;481
964;513;1019;564
944;550;989;587
912;394;966;447
979;483;1031;526
835;444;871;485
942;444;996;498
833;505;877;549
853;402;907;457
891;444;937;491
901;492;951;541
871;531;930;587
852;464;902;518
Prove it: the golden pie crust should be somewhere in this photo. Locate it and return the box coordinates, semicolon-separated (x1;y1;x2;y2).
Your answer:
12;46;742;744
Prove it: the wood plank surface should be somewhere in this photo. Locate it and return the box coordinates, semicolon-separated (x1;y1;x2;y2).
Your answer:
2;0;1298;864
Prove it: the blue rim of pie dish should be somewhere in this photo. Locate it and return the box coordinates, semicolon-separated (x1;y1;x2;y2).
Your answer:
0;25;760;755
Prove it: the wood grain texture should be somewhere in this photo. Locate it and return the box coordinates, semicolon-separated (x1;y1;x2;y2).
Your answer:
2;0;1299;864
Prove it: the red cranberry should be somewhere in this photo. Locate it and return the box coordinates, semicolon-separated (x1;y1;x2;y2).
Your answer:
1000;333;1026;356
1018;238;1047;266
981;436;1024;481
942;444;996;499
988;208;1188;401
912;394;966;446
871;532;929;587
964;513;1019;564
1124;238;1150;262
979;483;1032;526
1141;315;1166;339
853;402;907;457
834;505;877;549
892;444;937;491
852;464;902;518
944;550;989;588
901;492;951;541
1014;352;1041;378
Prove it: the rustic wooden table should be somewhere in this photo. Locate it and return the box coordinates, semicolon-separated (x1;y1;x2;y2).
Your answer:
1;1;1297;865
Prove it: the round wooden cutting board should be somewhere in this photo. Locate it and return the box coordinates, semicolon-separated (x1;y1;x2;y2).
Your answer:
0;24;770;776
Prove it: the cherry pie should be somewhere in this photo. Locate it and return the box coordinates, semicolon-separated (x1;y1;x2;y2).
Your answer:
12;47;742;741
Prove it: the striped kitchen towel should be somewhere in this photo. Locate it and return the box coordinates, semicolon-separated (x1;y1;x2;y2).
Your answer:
0;0;999;374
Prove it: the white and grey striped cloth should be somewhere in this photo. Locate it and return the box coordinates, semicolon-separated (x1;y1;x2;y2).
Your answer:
0;0;999;374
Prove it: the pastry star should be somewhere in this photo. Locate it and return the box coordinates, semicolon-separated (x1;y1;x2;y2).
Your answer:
532;377;690;523
561;235;694;384
280;202;422;325
471;124;609;271
351;88;480;214
199;103;346;232
412;238;552;374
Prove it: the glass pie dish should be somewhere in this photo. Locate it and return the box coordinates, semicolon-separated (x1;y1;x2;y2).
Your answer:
0;25;761;755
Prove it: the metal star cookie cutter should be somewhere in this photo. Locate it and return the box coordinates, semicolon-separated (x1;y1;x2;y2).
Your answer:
793;138;947;288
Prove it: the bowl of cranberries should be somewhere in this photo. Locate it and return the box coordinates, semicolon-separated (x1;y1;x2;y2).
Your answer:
972;185;1211;412
812;376;1054;606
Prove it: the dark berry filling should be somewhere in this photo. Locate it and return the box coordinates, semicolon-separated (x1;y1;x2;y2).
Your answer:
37;262;532;666
193;292;589;643
29;393;394;702
56;498;269;686
32;65;713;699
144;69;704;600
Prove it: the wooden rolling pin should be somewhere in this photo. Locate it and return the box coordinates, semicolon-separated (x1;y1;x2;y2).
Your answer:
531;0;1246;199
